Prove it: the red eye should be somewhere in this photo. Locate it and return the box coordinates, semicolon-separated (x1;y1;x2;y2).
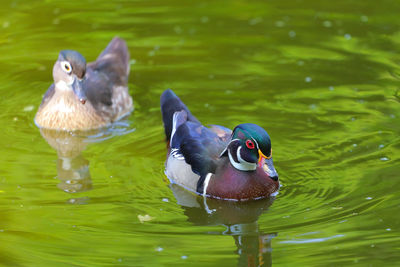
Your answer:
245;140;255;149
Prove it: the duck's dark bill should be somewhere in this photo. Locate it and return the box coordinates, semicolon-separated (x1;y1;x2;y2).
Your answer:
72;78;87;105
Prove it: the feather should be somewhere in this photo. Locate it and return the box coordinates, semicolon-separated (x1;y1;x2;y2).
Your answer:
160;89;200;141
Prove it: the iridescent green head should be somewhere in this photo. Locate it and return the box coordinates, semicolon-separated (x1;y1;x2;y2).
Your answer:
232;123;272;159
222;123;277;179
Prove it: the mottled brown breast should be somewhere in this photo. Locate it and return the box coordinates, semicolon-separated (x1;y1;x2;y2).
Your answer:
35;90;108;131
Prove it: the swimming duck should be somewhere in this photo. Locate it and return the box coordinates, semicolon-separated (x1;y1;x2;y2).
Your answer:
161;89;279;201
35;37;133;131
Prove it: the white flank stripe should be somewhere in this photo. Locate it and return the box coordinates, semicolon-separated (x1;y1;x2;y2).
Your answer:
202;173;215;214
202;173;212;197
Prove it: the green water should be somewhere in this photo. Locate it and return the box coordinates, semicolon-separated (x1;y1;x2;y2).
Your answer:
1;0;399;266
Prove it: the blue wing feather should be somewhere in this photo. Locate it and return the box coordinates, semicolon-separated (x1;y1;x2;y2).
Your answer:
161;89;200;142
161;89;230;178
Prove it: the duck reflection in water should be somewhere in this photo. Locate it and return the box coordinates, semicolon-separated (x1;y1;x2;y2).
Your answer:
35;37;134;194
39;123;133;195
170;184;277;267
39;128;93;193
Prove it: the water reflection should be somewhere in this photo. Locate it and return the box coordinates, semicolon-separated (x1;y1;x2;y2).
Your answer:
39;128;93;193
56;153;92;193
170;184;277;267
38;120;134;194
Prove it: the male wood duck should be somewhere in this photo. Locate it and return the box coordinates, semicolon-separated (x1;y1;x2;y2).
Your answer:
161;89;279;201
35;37;133;131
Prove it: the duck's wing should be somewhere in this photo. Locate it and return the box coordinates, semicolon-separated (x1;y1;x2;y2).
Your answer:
88;37;130;86
161;89;231;194
169;111;227;177
161;89;229;175
208;124;232;142
84;37;130;112
179;122;227;175
37;83;55;109
174;114;229;194
160;89;200;142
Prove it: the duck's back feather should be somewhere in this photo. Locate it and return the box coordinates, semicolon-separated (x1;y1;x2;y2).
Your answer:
164;107;228;178
85;37;132;120
161;89;200;142
38;83;55;110
89;37;130;85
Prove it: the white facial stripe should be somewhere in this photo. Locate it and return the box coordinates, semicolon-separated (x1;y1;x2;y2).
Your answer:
219;147;227;157
219;138;239;157
237;146;244;162
251;137;259;150
228;146;256;171
237;147;257;170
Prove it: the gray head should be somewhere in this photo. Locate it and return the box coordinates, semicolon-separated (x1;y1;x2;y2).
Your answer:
53;50;87;104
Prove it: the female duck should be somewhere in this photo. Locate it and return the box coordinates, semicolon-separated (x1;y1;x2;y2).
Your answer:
161;89;279;201
35;37;133;131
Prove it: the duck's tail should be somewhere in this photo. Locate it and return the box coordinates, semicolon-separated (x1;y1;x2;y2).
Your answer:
160;89;200;142
94;37;130;86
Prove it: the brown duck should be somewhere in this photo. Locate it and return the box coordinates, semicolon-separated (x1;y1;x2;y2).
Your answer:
35;37;133;131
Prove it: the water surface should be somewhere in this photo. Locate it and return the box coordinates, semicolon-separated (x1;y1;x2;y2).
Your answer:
0;0;399;266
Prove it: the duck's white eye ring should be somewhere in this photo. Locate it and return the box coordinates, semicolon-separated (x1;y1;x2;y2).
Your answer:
60;61;72;74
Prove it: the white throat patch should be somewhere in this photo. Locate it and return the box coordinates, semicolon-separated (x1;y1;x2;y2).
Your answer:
228;146;256;171
55;80;73;91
